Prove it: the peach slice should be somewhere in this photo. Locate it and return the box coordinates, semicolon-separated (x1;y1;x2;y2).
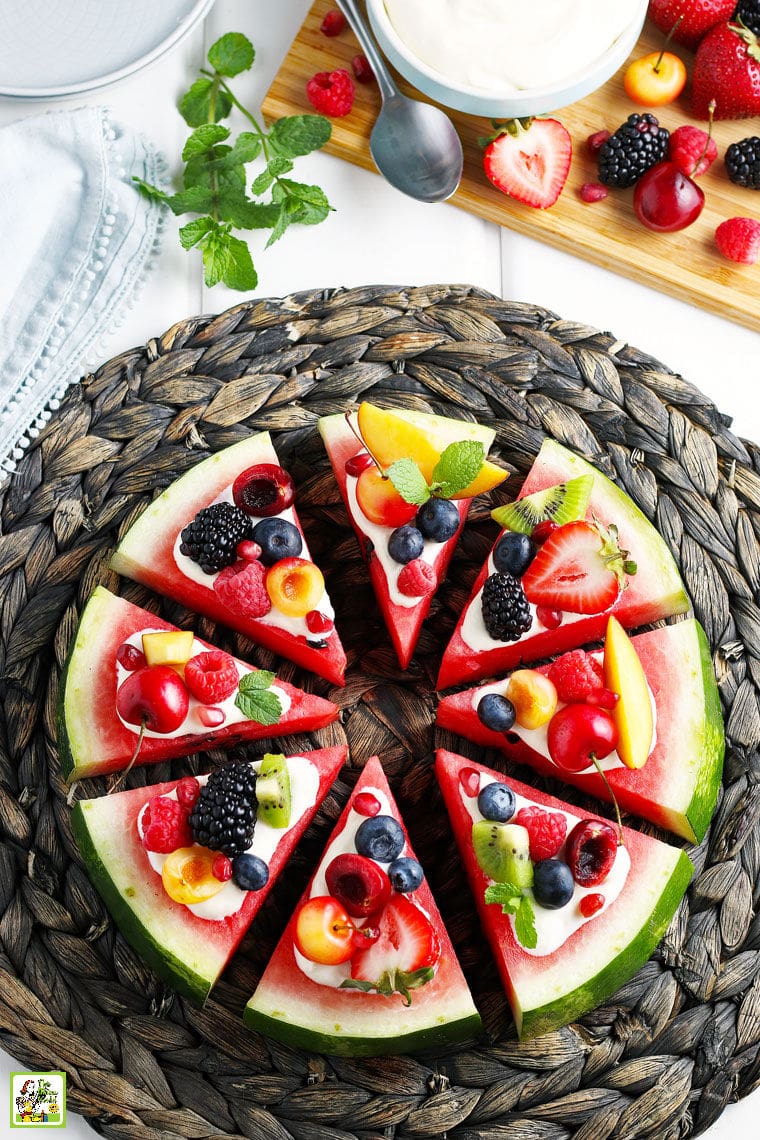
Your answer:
141;629;195;667
603;616;653;769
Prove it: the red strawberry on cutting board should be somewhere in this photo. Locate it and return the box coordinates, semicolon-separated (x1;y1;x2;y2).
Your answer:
691;21;760;118
647;0;735;51
483;118;572;209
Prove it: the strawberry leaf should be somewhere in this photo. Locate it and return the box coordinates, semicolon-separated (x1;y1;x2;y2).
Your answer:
431;440;485;499
235;670;282;725
387;459;430;505
339;966;434;1006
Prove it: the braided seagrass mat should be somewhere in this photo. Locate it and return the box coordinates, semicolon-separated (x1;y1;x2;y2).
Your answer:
1;282;759;1140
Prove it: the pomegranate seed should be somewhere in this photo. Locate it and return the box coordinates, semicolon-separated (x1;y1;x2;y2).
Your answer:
117;643;146;671
212;853;233;882
536;606;563;630
586;129;610;155
352;53;375;83
531;520;558;544
306;610;334;634
236;540;262;563
198;706;225;727
587;687;619;710
320;9;346;36
580;182;608;203
459;767;481;797
579;892;605;917
354;791;381;817
175;776;201;809
345;451;374;477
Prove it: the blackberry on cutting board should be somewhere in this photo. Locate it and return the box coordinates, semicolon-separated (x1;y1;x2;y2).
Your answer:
733;1;760;34
481;572;532;642
179;502;254;574
725;137;760;188
597;114;669;189
189;761;258;856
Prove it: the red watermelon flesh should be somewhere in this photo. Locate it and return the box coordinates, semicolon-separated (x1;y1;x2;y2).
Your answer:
244;755;482;1055
110;431;347;686
437;619;723;843
437;438;690;689
71;746;346;1004
58;587;339;781
435;749;693;1039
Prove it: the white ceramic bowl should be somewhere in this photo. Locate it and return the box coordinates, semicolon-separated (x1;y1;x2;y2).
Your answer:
365;0;648;119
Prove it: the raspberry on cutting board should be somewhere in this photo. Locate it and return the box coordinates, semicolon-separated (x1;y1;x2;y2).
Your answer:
306;68;355;117
715;217;760;263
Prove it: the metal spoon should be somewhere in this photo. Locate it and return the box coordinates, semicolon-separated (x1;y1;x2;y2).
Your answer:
335;0;464;202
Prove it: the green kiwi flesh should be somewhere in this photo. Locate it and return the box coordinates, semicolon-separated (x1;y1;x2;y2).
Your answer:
472;821;533;888
490;475;594;535
256;753;292;828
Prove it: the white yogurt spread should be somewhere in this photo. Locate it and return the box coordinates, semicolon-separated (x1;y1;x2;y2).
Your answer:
461;773;630;955
383;0;643;93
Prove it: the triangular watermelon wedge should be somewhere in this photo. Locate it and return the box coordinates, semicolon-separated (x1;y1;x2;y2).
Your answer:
71;746;346;1004
244;755;482;1055
58;587;339;781
438;619;724;843
318;407;502;669
435;749;693;1039
437;438;690;689
110;432;347;686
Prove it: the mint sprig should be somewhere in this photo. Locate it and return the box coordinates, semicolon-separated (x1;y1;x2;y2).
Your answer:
133;32;333;290
484;883;537;950
235;669;282;726
386;440;486;504
339;966;434;1006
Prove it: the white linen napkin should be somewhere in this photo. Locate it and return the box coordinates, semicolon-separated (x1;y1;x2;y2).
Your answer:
0;106;166;469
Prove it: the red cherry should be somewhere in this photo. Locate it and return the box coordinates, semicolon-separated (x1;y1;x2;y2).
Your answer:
116;666;190;734
345;451;374;477
232;463;295;517
459;767;482;797
355;466;418;527
579;892;606;917
566;819;618;887
354;791;381;817
633;161;705;233
117;642;146;671
547;703;619;773
324;852;392;918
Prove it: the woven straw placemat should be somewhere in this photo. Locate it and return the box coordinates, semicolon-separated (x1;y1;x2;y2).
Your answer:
1;283;759;1140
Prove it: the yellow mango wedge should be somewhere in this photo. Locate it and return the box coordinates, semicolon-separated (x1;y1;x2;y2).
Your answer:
356;401;507;499
603;616;654;769
142;629;195;667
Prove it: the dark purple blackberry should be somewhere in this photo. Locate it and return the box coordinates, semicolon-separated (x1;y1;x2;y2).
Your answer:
179;502;254;574
189;761;258;856
481;572;532;642
725;136;760;189
597;114;669;189
734;1;760;34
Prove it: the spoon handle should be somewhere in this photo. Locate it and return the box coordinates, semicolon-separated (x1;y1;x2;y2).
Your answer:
334;0;397;102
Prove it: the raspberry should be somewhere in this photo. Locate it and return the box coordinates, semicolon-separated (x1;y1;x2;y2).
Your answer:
141;795;193;854
548;649;605;703
320;9;346;36
184;650;239;704
669;125;717;178
514;806;567;862
397;559;436;597
214;559;271;617
352;54;375;83
579;182;608;203
715;217;760;264
306;69;355;117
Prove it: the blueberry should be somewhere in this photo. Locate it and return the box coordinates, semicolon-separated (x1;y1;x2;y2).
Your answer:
387;856;424;893
493;532;536;577
532;859;574;909
355;814;405;862
477;781;516;823
416;498;460;542
388;525;424;564
232;853;270;891
251;517;302;565
477;692;516;733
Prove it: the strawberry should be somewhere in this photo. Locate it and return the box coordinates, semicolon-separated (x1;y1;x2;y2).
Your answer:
521;520;635;615
482;118;572;209
648;0;735;50
348;895;440;1002
715;216;760;262
691;21;760;118
668;124;718;176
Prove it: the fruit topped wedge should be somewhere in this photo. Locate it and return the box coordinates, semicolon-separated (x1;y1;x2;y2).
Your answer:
437;438;689;689
318;402;507;668
58;587;339;781
244;755;482;1055
71;746;346;1004
436;749;693;1039
437;617;724;843
110;432;347;685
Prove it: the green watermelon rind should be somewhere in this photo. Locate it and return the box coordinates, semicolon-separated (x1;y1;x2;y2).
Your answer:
682;620;725;844
519;849;694;1039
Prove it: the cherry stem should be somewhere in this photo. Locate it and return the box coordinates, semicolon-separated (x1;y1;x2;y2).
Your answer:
590;753;624;846
344;409;386;477
691;100;716;178
107;718;146;794
654;15;683;71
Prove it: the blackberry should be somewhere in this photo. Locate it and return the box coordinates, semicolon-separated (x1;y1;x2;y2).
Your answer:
725;136;760;189
180;502;254;574
597;114;669;189
734;1;760;34
189;761;258;856
481;572;532;642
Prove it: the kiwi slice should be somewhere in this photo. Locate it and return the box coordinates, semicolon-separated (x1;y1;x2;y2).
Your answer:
472;821;533;888
490;475;593;535
256;753;292;829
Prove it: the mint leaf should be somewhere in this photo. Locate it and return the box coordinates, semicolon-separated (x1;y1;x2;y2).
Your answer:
484;882;522;914
220;234;258;290
269;114;332;157
227;131;262;164
273;179;332;225
432;440;485;499
387;459;431;505
235;670;281;725
133;178;170;205
165;186;215;215
208;32;254;77
182;123;230;160
179;216;216;250
267;156;295;179
223;198;280;230
514;896;537;950
179;77;233;126
250;168;275;195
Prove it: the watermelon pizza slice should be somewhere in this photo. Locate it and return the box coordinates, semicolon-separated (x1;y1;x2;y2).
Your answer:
110;431;347;686
318;402;507;669
435;748;693;1039
437;617;724;843
244;754;483;1055
71;745;346;1004
437;438;690;689
58;587;339;781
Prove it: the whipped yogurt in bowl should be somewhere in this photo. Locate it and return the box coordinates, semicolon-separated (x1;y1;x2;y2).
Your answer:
366;0;647;118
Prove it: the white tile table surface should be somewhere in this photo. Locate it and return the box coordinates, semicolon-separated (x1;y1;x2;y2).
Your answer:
0;1;757;1135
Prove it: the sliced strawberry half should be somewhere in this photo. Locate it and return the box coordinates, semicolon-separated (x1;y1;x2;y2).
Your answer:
346;895;440;1005
483;118;572;209
521;520;635;615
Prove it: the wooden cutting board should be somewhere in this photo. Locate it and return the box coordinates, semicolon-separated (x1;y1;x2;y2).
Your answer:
263;1;760;332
